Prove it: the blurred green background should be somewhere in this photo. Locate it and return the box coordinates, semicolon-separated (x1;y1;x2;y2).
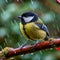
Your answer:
0;0;60;60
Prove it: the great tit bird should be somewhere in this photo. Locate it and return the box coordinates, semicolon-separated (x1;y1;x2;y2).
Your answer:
1;12;50;55
18;12;50;41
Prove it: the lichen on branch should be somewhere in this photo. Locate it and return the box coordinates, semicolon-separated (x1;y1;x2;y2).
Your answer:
0;38;60;58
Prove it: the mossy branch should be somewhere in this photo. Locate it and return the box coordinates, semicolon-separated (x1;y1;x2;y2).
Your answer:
0;38;60;59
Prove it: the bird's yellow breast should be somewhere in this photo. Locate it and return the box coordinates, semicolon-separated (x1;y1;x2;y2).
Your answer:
20;22;46;40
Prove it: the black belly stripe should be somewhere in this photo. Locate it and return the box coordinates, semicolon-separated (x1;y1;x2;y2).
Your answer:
23;25;33;40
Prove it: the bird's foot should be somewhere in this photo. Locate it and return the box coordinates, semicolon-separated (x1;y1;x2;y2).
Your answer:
20;42;28;50
34;40;39;47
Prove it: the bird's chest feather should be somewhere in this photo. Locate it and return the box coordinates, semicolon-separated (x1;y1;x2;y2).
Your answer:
20;22;46;40
25;23;38;36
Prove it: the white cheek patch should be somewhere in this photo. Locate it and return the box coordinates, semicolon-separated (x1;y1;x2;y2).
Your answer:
23;16;34;22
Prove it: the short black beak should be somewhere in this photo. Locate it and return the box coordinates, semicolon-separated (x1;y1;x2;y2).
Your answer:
18;16;21;19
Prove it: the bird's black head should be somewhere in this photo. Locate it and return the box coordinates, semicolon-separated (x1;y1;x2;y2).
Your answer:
18;12;38;24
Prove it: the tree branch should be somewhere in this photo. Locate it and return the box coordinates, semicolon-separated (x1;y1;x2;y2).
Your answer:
0;38;60;58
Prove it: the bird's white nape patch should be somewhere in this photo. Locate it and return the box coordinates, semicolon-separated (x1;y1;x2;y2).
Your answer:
23;16;34;22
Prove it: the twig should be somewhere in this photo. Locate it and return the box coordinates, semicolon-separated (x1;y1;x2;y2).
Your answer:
0;38;60;58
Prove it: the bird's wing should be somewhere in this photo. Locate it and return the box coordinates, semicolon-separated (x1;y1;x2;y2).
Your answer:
35;21;50;36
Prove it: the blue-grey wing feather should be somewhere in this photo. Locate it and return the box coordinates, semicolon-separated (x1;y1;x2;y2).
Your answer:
35;23;50;40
